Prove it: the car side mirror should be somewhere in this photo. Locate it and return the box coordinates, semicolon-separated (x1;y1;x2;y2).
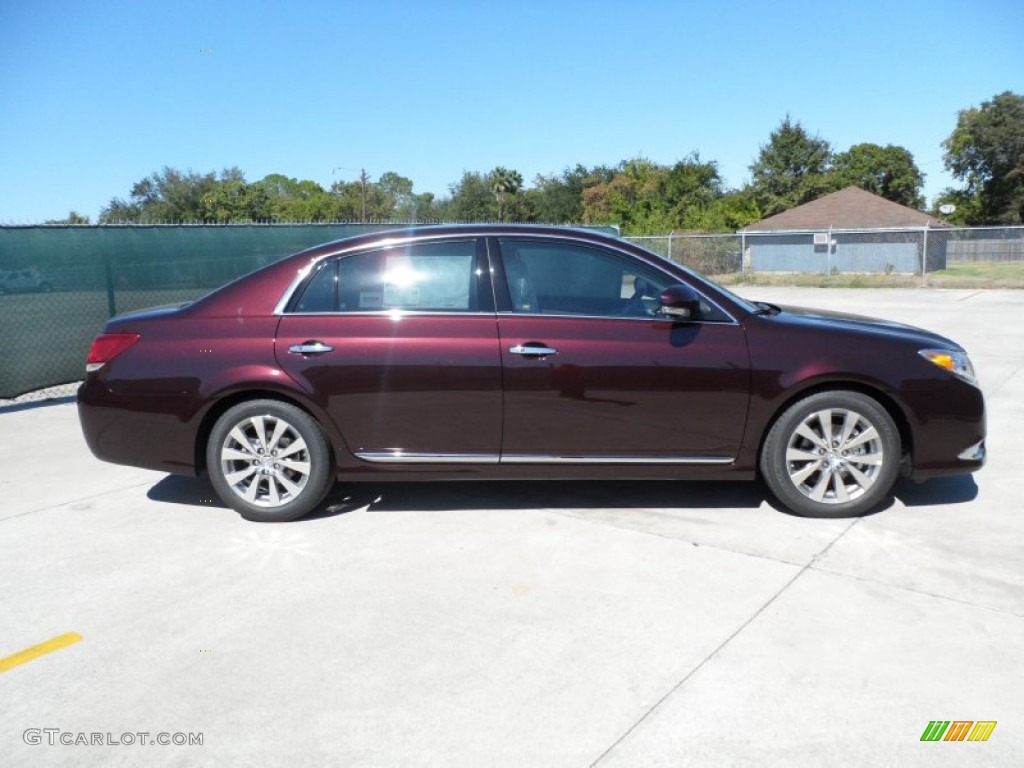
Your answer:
659;284;701;320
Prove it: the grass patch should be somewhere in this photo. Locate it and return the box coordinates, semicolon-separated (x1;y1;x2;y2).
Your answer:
714;272;921;288
926;261;1024;287
713;261;1024;289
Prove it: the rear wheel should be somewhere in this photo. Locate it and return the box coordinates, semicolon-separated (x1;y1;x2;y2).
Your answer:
760;391;900;518
206;399;334;522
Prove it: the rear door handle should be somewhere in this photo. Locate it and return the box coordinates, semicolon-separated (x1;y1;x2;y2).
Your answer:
509;343;558;357
288;340;334;355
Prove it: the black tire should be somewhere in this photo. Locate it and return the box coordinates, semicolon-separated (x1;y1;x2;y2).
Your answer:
206;399;334;522
760;390;900;518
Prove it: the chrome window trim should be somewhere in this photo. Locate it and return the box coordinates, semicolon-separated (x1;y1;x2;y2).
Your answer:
356;451;500;464
492;235;740;325
355;451;732;466
494;309;738;326
500;454;734;465
274;234;486;316
282;309;498;318
274;229;743;322
273;263;316;315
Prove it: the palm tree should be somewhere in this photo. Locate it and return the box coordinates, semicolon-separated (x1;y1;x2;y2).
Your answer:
490;167;523;222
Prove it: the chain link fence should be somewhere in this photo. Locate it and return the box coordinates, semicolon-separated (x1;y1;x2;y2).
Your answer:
929;225;1024;263
625;233;743;275
628;226;1024;283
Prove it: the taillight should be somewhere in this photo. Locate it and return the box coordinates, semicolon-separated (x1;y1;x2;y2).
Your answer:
86;333;140;372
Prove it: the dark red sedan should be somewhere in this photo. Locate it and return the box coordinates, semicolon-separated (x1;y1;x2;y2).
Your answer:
78;225;985;521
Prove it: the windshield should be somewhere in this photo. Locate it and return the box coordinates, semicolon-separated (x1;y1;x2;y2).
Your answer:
701;274;759;314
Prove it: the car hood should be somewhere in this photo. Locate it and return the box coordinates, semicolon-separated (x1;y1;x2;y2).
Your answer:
770;303;962;349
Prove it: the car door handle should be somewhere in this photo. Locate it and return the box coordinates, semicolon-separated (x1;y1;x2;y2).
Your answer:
288;340;334;355
509;343;558;357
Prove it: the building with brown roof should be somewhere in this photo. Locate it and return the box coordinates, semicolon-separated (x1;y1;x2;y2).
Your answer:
743;186;942;231
740;187;944;274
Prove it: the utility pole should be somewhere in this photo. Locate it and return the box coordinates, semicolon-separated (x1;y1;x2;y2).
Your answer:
332;166;371;222
359;168;368;223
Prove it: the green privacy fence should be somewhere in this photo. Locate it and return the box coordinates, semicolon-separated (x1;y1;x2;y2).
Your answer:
0;223;412;399
0;222;619;400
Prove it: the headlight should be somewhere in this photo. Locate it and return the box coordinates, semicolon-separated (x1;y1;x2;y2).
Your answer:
919;349;978;384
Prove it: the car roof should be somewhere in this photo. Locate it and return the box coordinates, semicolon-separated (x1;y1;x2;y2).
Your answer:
288;224;625;260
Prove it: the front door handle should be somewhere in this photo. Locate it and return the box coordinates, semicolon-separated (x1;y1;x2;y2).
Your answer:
509;343;558;357
288;340;334;355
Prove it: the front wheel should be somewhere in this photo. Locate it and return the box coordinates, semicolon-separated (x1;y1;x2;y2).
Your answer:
206;399;334;522
760;391;900;518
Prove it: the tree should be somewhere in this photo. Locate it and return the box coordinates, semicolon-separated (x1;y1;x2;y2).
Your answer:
929;188;981;226
831;143;925;208
253;174;334;221
376;172;437;220
581;156;737;234
329;178;384;220
44;210;90;225
582;158;671;233
99;196;142;223
448;171;497;220
659;153;726;229
490;167;523;222
943;91;1024;224
697;190;762;232
100;166;228;222
530;164;608;223
199;171;275;222
750;116;833;216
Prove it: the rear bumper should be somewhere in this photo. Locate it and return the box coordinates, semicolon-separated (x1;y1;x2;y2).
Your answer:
77;379;198;476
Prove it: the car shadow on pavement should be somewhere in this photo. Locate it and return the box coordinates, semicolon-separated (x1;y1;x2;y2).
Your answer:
147;473;981;522
892;475;979;506
148;473;978;528
0;395;77;414
313;479;771;517
147;475;769;518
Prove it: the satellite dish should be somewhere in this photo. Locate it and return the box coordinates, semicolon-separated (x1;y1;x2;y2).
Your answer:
939;203;956;215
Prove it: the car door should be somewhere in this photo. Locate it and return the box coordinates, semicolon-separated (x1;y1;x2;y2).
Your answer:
275;237;503;463
493;237;750;463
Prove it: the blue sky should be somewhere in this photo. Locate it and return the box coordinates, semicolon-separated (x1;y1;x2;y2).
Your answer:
1;0;1022;223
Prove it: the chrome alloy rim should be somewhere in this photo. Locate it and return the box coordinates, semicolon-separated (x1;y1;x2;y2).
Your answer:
784;408;884;505
220;415;312;508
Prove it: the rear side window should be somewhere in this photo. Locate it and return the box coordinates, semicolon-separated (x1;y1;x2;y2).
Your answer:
338;240;479;312
292;261;337;312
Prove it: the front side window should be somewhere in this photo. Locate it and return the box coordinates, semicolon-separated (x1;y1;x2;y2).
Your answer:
498;239;672;318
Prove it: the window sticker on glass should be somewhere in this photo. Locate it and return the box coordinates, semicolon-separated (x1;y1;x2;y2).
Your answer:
382;255;471;310
359;291;383;309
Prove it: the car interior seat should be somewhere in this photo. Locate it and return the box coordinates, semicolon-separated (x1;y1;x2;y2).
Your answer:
503;247;540;313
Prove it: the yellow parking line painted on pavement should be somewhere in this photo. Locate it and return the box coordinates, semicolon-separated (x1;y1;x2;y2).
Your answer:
0;632;82;673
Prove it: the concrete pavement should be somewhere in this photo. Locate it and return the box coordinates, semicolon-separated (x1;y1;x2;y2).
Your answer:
1;288;1021;767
